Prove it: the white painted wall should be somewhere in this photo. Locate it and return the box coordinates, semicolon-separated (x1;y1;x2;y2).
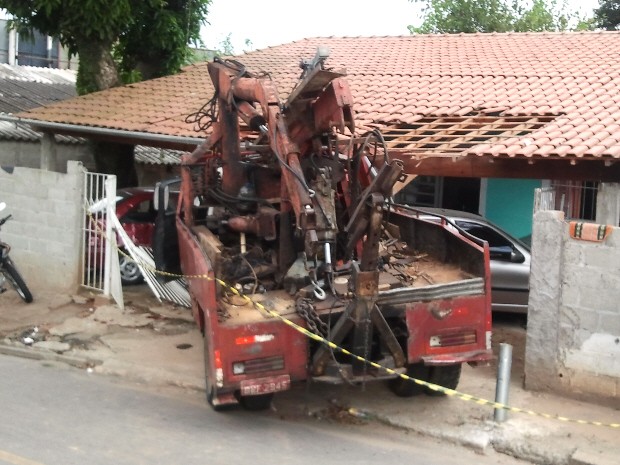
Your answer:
0;139;94;173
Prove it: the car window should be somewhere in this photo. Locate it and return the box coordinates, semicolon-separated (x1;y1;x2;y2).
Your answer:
454;220;515;258
121;199;157;223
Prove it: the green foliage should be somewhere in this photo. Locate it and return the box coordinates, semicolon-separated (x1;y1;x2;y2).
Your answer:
215;33;235;56
410;0;514;33
0;0;131;54
115;0;211;80
595;0;620;29
0;0;211;92
409;0;586;33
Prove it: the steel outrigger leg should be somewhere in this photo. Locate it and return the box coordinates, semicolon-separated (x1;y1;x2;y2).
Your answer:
310;262;405;377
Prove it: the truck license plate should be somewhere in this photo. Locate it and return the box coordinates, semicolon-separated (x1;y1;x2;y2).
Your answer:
240;375;290;396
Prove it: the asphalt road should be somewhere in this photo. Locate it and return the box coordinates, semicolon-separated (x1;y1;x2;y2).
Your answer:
0;354;527;465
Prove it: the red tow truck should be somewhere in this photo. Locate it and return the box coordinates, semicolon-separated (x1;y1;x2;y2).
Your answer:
155;51;493;410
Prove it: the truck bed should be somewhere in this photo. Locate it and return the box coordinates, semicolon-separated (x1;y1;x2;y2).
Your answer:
217;255;483;327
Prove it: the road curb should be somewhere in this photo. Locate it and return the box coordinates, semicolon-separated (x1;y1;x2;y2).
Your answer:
0;342;102;369
570;448;619;465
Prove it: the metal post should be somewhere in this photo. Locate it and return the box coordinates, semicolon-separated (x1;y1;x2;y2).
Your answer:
494;343;513;422
103;176;117;297
8;29;17;65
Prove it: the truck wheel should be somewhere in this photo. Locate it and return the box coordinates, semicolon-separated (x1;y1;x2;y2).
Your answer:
424;364;462;396
387;363;430;397
236;393;273;411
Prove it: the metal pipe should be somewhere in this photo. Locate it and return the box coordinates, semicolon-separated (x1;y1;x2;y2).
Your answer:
494;343;513;422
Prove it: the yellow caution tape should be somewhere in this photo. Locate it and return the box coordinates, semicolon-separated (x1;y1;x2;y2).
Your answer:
89;210;620;429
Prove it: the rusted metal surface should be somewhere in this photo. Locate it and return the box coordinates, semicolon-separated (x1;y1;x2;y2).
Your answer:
172;54;494;408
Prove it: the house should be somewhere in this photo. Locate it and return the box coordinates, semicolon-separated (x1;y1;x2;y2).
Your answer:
0;17;75;69
0;17;178;177
0;63;94;171
2;32;620;402
4;32;619;240
0;63;182;177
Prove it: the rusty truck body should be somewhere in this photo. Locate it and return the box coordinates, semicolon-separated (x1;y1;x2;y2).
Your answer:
156;51;493;410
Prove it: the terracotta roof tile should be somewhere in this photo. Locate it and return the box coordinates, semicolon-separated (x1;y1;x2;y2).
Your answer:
15;31;620;160
608;145;620;157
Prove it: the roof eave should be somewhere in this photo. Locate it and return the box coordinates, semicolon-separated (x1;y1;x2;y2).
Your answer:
0;114;202;151
391;152;620;182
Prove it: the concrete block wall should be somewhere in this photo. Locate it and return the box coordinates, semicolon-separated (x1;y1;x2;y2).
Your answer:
0;161;85;293
0;140;94;172
525;210;620;403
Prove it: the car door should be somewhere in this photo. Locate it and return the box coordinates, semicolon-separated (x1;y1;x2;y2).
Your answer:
455;220;530;314
119;197;157;248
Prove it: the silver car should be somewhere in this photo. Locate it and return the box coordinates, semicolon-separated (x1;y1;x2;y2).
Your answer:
416;208;531;314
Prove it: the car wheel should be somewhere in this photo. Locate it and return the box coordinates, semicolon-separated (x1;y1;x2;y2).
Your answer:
118;252;143;285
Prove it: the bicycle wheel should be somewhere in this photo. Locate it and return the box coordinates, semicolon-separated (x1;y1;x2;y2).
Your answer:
3;257;33;303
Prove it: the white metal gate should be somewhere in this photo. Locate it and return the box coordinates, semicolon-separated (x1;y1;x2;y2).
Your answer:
81;171;188;308
81;172;123;307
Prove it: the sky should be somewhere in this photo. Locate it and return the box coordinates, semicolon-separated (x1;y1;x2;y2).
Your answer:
200;0;602;54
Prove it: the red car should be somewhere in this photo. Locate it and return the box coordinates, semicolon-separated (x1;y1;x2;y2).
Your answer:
86;187;177;285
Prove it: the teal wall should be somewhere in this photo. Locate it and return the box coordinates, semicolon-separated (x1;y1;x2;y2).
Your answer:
484;178;542;241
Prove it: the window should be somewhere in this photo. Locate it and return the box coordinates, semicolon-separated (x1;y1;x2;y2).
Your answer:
455;221;513;258
121;200;156;223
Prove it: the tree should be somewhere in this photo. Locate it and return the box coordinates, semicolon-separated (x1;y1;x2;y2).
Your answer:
213;34;255;56
0;0;211;187
410;0;514;33
217;33;235;56
595;0;620;29
409;0;581;34
116;0;210;81
1;0;210;92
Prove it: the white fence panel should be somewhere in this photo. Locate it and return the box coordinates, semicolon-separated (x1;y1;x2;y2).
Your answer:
81;172;123;308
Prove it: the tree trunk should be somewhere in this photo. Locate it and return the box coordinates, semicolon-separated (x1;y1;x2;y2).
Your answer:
76;40;120;95
76;41;137;187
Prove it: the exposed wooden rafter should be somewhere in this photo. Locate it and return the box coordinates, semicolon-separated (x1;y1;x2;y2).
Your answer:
380;114;556;154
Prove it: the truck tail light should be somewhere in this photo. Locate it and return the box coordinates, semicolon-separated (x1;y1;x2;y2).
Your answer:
214;349;224;387
235;334;275;345
430;331;477;347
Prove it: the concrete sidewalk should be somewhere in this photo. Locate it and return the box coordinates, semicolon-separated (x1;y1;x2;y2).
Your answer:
0;286;618;465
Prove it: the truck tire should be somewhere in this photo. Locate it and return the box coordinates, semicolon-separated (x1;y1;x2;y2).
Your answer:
236;393;273;411
387;362;430;397
424;364;462;396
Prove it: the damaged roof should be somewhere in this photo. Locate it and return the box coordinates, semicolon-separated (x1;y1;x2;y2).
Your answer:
11;32;620;179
